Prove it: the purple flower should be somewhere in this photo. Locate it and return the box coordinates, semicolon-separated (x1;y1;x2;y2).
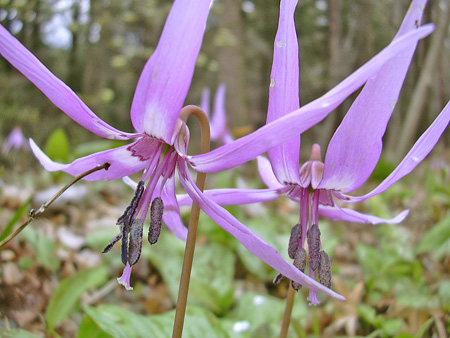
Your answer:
2;126;28;154
200;84;234;145
0;0;433;297
181;0;449;304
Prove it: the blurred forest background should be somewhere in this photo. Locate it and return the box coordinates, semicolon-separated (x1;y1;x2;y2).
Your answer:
0;0;449;159
0;0;450;337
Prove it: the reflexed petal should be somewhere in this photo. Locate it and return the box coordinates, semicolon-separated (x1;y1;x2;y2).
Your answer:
319;205;409;224
187;25;433;172
267;0;301;184
177;187;282;207
177;159;344;300
30;139;148;181
200;88;211;118
319;0;427;193
257;156;285;189
130;0;212;143
211;84;233;144
0;25;134;141
160;175;188;241
337;101;450;203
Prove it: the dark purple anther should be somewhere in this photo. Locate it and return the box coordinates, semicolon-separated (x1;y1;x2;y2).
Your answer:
288;223;302;259
291;247;307;291
117;180;145;226
102;233;123;253
307;224;321;271
148;197;164;244
273;273;284;285
128;220;144;266
318;250;331;288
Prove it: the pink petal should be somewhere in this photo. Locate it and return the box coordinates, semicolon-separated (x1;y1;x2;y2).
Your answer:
177;159;344;300
130;0;212;143
319;205;409;224
266;0;301;185
0;25;134;141
187;25;433;172
177;187;281;207
211;84;233;145
257;156;285;189
159;175;188;241
117;263;133;290
336;101;450;203
30;139;148;181
319;0;428;193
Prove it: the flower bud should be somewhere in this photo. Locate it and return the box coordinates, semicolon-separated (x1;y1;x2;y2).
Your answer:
288;224;301;259
148;197;164;244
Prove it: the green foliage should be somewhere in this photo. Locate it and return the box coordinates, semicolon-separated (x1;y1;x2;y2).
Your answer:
81;305;228;338
145;234;235;315
21;226;60;271
0;328;40;338
0;196;31;242
44;128;71;163
46;266;108;331
416;213;450;260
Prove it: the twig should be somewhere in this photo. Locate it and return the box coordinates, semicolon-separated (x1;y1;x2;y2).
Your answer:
0;163;110;248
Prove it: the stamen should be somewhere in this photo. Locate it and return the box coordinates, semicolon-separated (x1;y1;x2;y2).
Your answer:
288;224;301;259
121;222;129;265
128;220;144;266
117;180;145;226
273;273;284;285
102;233;122;253
318;250;331;288
307;224;321;271
148;197;164;244
291;248;307;291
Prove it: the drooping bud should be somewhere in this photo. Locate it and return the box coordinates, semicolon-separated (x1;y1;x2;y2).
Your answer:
288;224;302;259
102;233;123;253
273;273;284;285
307;224;321;271
318;250;331;288
291;248;307;291
148;197;164;244
128;220;144;266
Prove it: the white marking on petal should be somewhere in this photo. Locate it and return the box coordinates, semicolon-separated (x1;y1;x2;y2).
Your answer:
276;40;283;48
269;78;275;88
412;156;420;162
390;101;397;109
321;102;330;108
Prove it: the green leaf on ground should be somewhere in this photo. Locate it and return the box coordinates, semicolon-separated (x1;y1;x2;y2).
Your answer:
46;266;108;331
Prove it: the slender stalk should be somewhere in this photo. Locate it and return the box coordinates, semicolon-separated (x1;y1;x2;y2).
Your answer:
172;105;210;338
0;163;110;248
280;285;296;338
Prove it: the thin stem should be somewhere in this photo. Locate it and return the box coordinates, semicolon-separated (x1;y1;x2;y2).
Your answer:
172;105;210;338
0;163;110;248
280;285;296;338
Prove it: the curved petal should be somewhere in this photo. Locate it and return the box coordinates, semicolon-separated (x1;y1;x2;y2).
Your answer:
319;205;409;224
30;139;148;181
130;0;212;143
266;0;301;185
200;88;211;118
319;0;427;193
177;158;344;300
211;84;233;145
336;101;450;203
0;25;134;141
177;187;282;207
187;25;434;173
257;156;285;189
159;175;188;241
122;176;138;189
